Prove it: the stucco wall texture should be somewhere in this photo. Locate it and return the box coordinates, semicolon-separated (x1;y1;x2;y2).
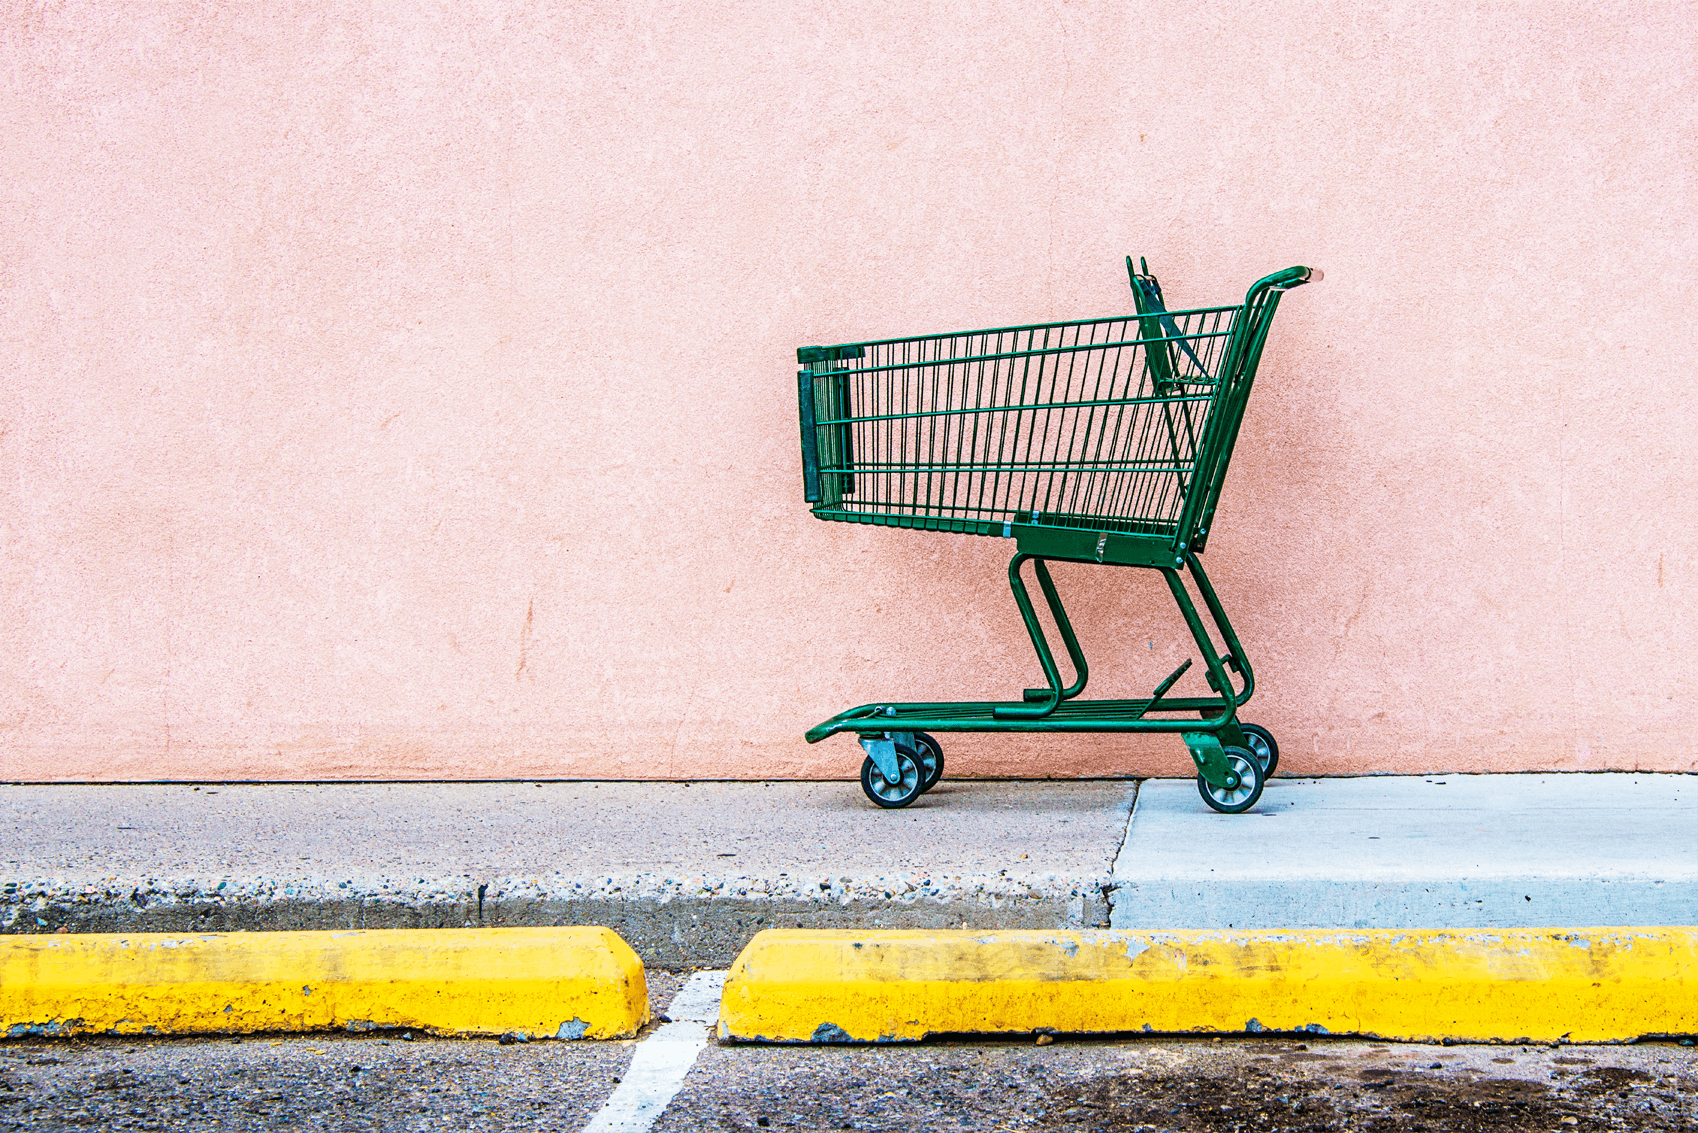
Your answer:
3;2;1695;782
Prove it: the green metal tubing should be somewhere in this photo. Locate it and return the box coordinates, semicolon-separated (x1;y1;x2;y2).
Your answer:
815;315;1238;372
1185;553;1254;705
1169;321;1244;546
1130;261;1197;508
1184;268;1317;548
808;692;1240;731
805;553;1258;743
1169;272;1302;547
1159;565;1239;731
994;555;1071;719
1027;558;1090;703
1192;297;1282;547
806;698;1242;743
1185;299;1276;543
1135;658;1192;719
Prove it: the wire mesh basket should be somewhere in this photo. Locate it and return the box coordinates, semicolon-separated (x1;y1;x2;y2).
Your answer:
804;304;1240;538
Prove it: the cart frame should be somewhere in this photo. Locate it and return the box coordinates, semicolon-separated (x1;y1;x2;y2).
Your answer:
796;262;1319;809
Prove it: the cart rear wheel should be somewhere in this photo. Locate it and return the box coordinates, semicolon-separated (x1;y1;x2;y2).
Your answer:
861;744;925;809
911;731;945;793
1239;723;1279;778
1197;746;1264;814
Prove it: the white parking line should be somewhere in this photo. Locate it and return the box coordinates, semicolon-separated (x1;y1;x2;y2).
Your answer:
581;970;726;1133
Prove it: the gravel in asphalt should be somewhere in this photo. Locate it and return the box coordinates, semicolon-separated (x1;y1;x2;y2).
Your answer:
4;1018;1691;1132
0;972;688;1131
661;1037;1697;1132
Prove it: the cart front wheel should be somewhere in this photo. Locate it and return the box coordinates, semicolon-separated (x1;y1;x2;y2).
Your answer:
1239;723;1279;778
911;731;945;793
1197;746;1265;814
862;744;925;809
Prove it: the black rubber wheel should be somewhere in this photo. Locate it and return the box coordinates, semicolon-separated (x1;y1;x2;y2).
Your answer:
1239;723;1279;778
861;743;925;809
1197;746;1265;814
911;731;945;793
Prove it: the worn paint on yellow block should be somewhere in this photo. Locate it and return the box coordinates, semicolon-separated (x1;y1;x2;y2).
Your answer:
0;927;647;1039
718;927;1697;1044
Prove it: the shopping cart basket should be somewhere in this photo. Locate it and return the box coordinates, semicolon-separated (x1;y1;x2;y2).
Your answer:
796;259;1320;813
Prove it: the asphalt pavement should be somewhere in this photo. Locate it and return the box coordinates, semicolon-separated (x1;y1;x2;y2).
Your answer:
7;1019;1693;1131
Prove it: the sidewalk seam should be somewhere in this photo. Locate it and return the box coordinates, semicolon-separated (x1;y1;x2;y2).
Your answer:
1104;779;1142;925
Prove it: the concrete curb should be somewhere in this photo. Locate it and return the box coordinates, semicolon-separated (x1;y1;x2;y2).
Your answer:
0;927;648;1040
1;873;1111;970
716;927;1698;1045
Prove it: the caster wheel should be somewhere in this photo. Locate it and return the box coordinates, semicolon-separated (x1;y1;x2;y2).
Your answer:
861;743;925;809
1239;723;1279;778
911;731;945;793
1197;746;1265;814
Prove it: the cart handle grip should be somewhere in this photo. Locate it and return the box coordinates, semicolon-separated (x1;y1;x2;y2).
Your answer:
1247;265;1322;301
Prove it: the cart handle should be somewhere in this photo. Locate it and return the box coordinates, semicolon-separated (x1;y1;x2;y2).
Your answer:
1246;265;1322;303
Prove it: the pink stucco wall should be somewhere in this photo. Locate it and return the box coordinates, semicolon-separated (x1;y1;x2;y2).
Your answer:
3;2;1695;781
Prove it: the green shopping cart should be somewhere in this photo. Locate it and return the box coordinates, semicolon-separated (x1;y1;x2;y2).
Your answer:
795;259;1320;813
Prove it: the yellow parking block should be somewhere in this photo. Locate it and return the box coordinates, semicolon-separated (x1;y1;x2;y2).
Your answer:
1;926;647;1039
718;927;1696;1044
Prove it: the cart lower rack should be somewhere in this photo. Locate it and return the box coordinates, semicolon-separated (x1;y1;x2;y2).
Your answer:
795;259;1320;812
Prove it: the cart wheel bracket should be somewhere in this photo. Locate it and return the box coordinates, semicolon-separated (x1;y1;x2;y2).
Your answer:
1183;731;1236;790
858;736;902;783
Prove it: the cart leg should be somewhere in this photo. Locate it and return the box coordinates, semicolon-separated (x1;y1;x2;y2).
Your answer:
994;554;1085;720
1023;558;1090;703
1160;566;1244;735
1185;553;1255;704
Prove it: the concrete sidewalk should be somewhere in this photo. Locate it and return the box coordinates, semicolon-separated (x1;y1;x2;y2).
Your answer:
3;774;1692;968
1114;773;1697;930
0;779;1134;967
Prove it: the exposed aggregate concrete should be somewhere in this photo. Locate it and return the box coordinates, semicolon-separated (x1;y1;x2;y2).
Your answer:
1;781;1132;968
